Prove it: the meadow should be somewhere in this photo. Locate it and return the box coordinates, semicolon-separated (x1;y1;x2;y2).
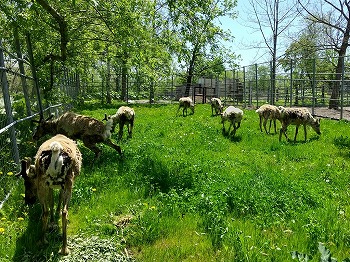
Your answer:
1;102;350;261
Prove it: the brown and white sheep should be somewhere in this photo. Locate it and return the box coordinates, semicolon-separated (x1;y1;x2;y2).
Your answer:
16;134;82;255
33;112;122;158
211;97;223;116
177;97;194;116
279;107;321;142
255;104;283;134
221;106;244;137
103;106;135;140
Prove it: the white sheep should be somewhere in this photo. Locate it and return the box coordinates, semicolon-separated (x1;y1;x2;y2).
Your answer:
177;97;194;116
255;104;283;134
103;106;135;140
221;106;244;137
16;134;82;255
33;112;121;158
279;107;321;142
211;97;223;116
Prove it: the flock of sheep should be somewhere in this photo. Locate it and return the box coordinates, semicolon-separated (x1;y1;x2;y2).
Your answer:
16;96;321;255
179;96;321;142
16;106;135;255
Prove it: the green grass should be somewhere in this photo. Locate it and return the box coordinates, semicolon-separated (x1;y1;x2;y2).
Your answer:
1;102;350;261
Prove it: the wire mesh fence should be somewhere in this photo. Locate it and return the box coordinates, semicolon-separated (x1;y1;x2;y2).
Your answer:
2;32;350;209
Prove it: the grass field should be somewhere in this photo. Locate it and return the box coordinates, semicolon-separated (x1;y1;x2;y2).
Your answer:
1;102;350;261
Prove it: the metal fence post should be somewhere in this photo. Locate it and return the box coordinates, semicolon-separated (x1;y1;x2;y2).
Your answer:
340;56;344;119
255;63;258;107
26;33;43;118
0;39;19;165
243;66;246;108
312;58;316;115
290;59;293;107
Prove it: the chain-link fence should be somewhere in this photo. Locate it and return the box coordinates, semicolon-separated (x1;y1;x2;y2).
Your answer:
2;32;350;209
0;39;68;208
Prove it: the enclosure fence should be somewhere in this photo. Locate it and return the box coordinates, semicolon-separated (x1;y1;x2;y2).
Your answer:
2;33;350;209
0;39;67;209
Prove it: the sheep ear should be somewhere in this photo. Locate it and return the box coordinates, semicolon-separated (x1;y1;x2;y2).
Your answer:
16;159;29;178
102;114;108;121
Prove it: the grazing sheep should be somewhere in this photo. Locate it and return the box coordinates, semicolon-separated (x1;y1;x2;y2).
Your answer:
103;106;135;140
16;134;82;255
177;97;194;116
33;112;122;158
221;106;244;137
211;98;223;116
279;107;321;142
255;104;283;134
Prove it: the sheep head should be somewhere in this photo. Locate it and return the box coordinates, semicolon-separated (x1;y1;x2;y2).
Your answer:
16;158;37;205
32;114;55;140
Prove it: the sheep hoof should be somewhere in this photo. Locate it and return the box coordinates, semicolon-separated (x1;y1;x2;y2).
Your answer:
59;247;70;255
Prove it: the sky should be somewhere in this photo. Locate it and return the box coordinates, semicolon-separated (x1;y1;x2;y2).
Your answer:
217;0;270;67
217;0;301;67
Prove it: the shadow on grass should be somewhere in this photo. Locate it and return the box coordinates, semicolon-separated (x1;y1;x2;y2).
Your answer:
12;204;63;262
280;135;320;144
222;129;242;142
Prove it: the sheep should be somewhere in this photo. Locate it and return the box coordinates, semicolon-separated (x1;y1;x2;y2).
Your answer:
221;106;244;137
177;97;194;116
279;107;321;142
255;104;283;134
33;112;122;159
103;106;135;140
211;97;223;116
16;134;82;255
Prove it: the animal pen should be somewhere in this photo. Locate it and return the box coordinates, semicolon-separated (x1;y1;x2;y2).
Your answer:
2;33;350;209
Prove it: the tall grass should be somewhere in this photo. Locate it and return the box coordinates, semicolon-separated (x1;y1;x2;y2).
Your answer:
1;102;350;261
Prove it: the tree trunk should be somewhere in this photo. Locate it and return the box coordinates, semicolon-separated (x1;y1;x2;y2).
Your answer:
185;44;199;97
121;62;127;102
329;17;350;109
329;55;344;109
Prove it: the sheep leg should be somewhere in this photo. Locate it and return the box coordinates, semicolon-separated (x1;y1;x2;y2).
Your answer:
55;189;63;219
268;119;273;133
273;119;277;134
232;125;237;137
103;139;122;155
228;122;233;135
176;105;181;116
40;202;50;245
82;137;102;158
263;118;268;133
59;176;73;255
294;126;299;141
259;116;263;132
279;126;289;141
303;124;307;141
128;121;134;138
118;122;124;140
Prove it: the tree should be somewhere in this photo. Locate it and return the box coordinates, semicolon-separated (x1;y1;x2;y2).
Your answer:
247;0;299;104
298;0;350;109
167;0;237;96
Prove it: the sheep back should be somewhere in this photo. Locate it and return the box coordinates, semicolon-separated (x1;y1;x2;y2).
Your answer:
35;134;82;181
222;106;243;122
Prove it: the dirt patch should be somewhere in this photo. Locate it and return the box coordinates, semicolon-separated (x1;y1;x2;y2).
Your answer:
311;107;350;121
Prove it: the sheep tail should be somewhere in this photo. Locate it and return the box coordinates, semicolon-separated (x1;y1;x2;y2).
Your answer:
48;141;64;176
